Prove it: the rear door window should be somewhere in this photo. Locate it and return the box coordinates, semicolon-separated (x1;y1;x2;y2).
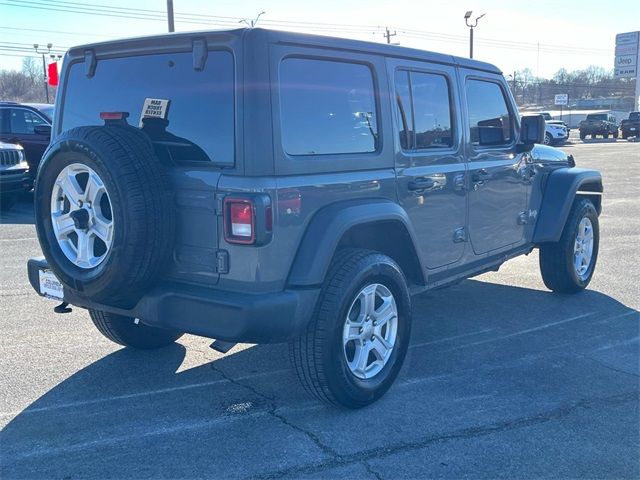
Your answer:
62;51;235;165
394;70;454;150
279;58;378;155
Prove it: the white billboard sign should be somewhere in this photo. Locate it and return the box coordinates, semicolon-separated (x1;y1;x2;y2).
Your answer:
614;31;640;79
554;94;568;106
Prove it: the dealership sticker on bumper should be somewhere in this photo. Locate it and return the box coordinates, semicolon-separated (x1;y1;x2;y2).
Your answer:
39;269;64;300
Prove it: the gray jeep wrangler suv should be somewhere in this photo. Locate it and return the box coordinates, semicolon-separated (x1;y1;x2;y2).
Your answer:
28;28;603;408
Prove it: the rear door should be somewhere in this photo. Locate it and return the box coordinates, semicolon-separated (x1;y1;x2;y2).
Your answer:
460;72;529;255
389;59;467;269
60;47;237;285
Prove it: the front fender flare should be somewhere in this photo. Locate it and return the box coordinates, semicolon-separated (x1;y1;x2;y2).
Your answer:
533;167;602;244
287;199;425;287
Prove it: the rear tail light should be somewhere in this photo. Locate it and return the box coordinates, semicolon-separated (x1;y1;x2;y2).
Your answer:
223;195;273;246
224;198;255;244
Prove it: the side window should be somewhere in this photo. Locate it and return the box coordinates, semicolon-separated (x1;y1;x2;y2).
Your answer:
9;109;46;134
466;79;513;147
394;70;454;150
0;109;8;134
280;58;378;155
412;72;454;149
394;71;412;150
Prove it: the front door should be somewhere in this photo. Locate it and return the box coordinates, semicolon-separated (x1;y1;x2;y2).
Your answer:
0;108;51;174
390;61;467;269
461;73;529;255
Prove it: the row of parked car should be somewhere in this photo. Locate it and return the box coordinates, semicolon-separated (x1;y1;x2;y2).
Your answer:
0;102;54;210
578;112;640;140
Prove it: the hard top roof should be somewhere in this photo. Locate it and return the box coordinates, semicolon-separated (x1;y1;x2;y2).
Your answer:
67;27;502;75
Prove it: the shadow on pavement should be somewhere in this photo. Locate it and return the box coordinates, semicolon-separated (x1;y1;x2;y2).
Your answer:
0;193;35;226
1;280;638;478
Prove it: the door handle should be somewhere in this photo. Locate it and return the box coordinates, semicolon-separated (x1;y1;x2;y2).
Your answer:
408;178;435;191
472;169;490;182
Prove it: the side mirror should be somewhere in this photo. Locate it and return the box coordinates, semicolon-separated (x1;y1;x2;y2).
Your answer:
518;115;545;151
34;124;52;137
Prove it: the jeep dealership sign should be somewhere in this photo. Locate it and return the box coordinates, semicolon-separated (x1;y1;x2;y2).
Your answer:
614;31;639;78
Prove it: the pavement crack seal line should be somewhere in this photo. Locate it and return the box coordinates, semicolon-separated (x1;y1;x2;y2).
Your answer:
363;460;384;480
252;391;639;479
209;364;341;463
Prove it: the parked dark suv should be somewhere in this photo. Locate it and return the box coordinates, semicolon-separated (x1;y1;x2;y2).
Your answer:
0;102;53;180
28;29;603;408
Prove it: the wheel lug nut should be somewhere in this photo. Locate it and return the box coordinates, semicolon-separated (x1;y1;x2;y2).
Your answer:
370;335;375;341
359;327;363;333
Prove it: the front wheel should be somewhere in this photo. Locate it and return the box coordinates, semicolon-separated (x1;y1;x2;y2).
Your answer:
89;310;183;349
290;249;412;408
544;132;553;145
579;131;586;140
613;130;619;139
603;133;609;139
539;199;599;293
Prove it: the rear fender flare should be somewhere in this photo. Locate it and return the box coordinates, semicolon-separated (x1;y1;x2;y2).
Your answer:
287;200;426;287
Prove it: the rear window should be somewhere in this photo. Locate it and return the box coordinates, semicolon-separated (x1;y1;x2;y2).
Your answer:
61;51;234;165
587;114;607;121
279;58;378;156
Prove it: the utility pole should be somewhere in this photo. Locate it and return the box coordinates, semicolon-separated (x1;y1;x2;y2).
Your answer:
33;43;52;103
384;27;397;44
512;71;517;104
239;11;265;28
464;11;485;59
167;0;175;32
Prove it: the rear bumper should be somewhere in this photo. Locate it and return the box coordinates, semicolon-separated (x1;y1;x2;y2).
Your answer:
27;257;320;344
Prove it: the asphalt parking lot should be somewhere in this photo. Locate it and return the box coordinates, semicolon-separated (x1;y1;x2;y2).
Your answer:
1;138;639;479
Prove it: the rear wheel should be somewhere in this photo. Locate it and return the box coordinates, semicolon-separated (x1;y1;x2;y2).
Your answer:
89;309;183;349
613;130;619;139
603;132;609;139
592;133;598;139
539;198;599;293
579;131;586;140
290;249;412;408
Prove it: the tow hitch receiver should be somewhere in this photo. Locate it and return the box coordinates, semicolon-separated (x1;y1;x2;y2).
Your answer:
54;302;73;314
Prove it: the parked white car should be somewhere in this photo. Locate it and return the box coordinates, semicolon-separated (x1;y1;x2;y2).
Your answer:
544;122;569;145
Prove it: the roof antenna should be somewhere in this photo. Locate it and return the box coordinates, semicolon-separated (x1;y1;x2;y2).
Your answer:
239;11;266;28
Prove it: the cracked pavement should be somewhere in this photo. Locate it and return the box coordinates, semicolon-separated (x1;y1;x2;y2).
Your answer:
1;139;639;478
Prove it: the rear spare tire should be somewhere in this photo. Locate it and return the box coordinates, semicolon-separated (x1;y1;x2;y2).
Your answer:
35;125;175;307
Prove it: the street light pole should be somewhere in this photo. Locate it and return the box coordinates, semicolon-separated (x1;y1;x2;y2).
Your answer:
464;11;486;59
167;0;175;32
33;43;52;103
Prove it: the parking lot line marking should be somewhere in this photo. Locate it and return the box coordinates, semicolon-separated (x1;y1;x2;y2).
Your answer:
409;328;496;350
440;312;596;352
0;368;291;417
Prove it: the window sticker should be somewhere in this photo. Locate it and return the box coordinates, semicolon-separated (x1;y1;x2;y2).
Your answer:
139;98;170;127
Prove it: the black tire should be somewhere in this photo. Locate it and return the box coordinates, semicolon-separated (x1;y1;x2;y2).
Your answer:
544;132;552;145
35;125;174;307
539;198;599;293
579;131;586;140
592;133;598;139
621;132;628;139
603;132;609;139
289;249;412;408
613;130;619;139
0;194;19;211
89;309;183;349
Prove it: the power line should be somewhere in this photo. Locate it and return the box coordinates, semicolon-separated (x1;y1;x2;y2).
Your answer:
0;0;613;56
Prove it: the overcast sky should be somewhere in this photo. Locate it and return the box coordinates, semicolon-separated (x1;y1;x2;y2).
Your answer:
1;0;639;78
